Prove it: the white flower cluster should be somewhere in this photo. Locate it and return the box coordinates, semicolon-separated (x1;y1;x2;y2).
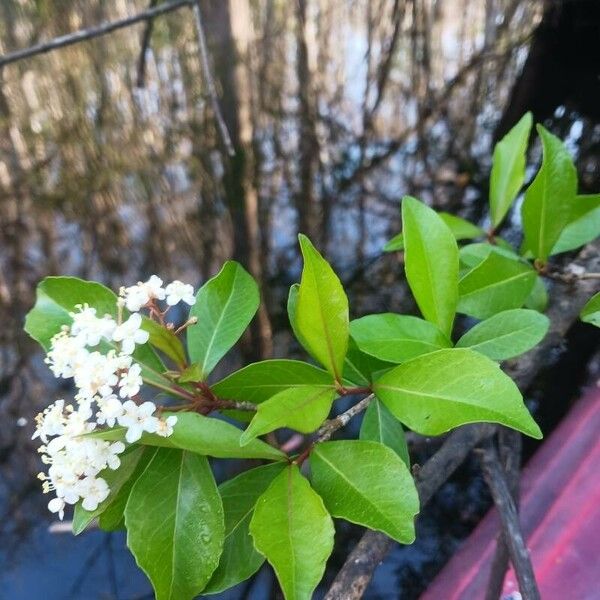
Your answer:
34;275;193;520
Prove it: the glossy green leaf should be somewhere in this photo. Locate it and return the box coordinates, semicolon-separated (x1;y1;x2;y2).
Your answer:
240;386;337;445
72;446;151;535
360;398;410;466
458;252;537;319
552;194;600;255
524;276;548;312
23;276;169;391
250;465;334;600
295;235;349;381
456;309;549;360
187;261;259;379
489;112;532;227
373;348;542;438
203;463;286;594
92;412;285;461
521;124;578;261
581;292;600;328
350;313;451;364
402;196;459;337
459;242;520;269
343;338;394;386
384;213;483;252
125;448;224;600
310;440;418;543
287;283;318;362
177;362;203;383
141;318;187;367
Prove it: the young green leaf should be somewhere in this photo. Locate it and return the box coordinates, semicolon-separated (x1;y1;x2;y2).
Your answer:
72;446;152;535
240;386;337;445
310;440;418;543
287;283;319;363
93;412;285;461
384;212;483;252
489;112;532;227
459;242;520;269
125;448;224;600
212;359;333;404
343;338;394;386
360;398;410;466
458;252;537;319
250;465;335;600
456;309;549;360
521;124;578;261
141;318;187;367
581;292;600;328
203;463;286;594
552;194;600;255
524;276;549;312
402;196;459;337
350;313;451;364
295;235;349;381
373;348;542;438
187;261;259;379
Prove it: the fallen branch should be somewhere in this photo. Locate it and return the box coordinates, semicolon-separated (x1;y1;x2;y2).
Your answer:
324;240;600;600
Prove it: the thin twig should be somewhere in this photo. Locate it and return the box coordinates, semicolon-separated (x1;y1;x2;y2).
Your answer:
191;0;236;157
479;440;540;600
316;394;375;443
136;0;159;87
0;0;193;68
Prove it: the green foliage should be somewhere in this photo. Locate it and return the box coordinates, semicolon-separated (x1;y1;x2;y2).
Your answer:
294;234;349;381
581;292;600;328
188;261;259;379
125;448;224;600
489;112;532;227
250;465;335;600
402;196;459;337
521;125;578;261
458;252;537;319
374;348;542;438
311;440;418;543
350;313;451;364
552;194;600;255
456;309;549;360
360;398;410;467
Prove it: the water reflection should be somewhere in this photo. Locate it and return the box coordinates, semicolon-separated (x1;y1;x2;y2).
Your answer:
0;0;598;598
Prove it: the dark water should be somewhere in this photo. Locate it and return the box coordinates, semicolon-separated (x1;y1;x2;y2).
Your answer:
1;1;600;598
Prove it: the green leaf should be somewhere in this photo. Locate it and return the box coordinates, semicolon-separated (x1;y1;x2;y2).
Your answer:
203;463;286;594
343;338;394;386
489;112;532;227
177;363;203;383
350;313;451;364
295;235;349;381
402;196;459;337
310;440;418;543
384;213;483;252
250;465;335;600
552;194;600;255
581;292;600;328
458;252;537;319
360;398;410;467
23;276;169;392
240;386;337;445
141;318;187;367
456;309;549;360
287;283;317;362
125;448;224;600
524;276;548;312
72;446;152;535
459;242;520;269
373;348;542;438
92;412;285;461
521;124;578;261
187;261;259;379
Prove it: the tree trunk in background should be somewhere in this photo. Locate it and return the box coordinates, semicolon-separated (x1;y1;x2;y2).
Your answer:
203;0;273;360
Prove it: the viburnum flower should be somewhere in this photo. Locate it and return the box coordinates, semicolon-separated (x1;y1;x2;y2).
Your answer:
156;415;178;437
118;363;143;398
112;313;149;355
70;304;116;347
96;395;124;427
73;351;123;400
120;275;166;311
118;400;160;443
45;330;88;379
32;399;67;443
165;280;196;306
78;476;110;511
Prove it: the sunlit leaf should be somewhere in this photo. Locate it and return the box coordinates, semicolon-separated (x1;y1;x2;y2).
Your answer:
581;292;600;328
552;194;600;255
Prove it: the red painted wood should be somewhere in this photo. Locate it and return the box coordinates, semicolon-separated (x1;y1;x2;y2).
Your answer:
421;386;600;600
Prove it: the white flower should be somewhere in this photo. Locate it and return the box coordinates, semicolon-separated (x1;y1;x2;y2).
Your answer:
45;331;88;379
70;304;116;347
120;275;166;311
79;476;110;511
48;497;66;520
73;351;120;399
165;281;196;306
32;400;66;443
96;395;124;427
119;363;143;398
118;400;159;443
112;313;149;355
89;441;126;471
156;415;178;437
145;275;166;301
